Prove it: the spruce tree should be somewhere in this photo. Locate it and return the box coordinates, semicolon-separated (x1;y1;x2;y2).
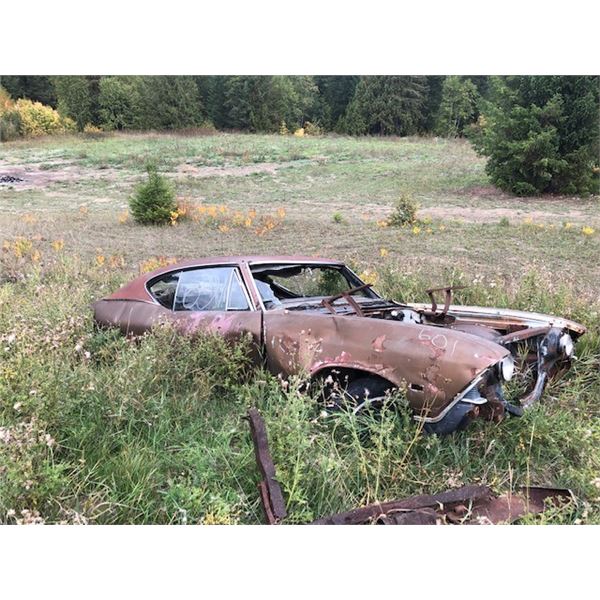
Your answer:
474;76;599;196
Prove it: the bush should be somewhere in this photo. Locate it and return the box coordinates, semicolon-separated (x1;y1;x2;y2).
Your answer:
0;88;75;140
14;99;75;136
129;165;177;226
388;193;419;227
303;121;322;136
473;76;600;196
0;110;21;141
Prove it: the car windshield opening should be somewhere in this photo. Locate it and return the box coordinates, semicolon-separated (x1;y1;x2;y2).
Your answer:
251;264;377;309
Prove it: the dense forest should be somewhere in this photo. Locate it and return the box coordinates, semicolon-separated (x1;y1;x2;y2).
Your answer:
1;75;598;195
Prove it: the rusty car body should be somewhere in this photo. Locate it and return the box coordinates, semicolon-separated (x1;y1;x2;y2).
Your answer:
93;255;586;434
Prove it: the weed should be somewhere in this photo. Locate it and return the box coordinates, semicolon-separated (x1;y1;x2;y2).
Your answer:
387;193;418;227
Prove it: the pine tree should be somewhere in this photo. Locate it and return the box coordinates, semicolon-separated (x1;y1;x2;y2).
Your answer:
475;76;599;196
53;76;92;131
98;76;144;130
0;76;57;107
138;77;203;130
340;76;429;136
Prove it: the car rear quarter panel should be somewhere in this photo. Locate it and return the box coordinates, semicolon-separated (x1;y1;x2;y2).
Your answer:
93;299;263;361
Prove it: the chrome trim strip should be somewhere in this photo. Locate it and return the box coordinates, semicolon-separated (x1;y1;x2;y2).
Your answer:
413;371;487;424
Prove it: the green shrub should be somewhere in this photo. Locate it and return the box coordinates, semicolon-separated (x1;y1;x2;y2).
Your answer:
387;193;419;227
332;212;345;224
129;165;176;225
304;121;322;136
0;109;21;141
472;76;600;196
499;216;510;227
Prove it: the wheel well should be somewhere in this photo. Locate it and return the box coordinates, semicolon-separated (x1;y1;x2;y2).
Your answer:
311;367;395;396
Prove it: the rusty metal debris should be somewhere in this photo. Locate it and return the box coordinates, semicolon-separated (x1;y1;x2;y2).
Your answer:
313;485;572;525
313;485;489;525
247;408;287;524
246;408;572;525
94;255;586;434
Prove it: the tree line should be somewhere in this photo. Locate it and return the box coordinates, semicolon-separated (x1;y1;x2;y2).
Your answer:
0;75;489;135
1;75;598;196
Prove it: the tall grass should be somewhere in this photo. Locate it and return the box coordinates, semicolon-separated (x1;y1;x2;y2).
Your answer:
1;256;598;523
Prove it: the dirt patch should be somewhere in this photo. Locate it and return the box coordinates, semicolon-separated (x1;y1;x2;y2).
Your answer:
175;162;281;178
420;206;590;224
0;165;125;190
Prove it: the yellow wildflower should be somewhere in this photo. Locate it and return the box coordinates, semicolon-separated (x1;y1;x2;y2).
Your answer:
51;239;64;252
376;220;388;228
218;224;230;233
439;224;446;232
412;226;421;235
379;248;389;258
563;222;573;229
31;249;41;263
109;255;124;269
359;270;378;285
96;254;105;267
277;207;286;219
582;226;595;236
118;211;129;224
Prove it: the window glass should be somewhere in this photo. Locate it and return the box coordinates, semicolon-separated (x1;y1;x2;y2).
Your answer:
173;267;249;312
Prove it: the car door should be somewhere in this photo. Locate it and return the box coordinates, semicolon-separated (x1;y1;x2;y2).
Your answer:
149;265;263;363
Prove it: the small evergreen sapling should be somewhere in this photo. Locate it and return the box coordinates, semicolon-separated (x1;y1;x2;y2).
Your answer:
129;165;176;225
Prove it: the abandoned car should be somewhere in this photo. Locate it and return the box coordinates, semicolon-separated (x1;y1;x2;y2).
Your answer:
93;255;586;434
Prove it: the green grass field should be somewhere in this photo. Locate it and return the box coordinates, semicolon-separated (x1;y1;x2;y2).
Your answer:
1;132;598;524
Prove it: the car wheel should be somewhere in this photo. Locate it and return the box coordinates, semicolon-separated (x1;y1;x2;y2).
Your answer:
329;376;395;415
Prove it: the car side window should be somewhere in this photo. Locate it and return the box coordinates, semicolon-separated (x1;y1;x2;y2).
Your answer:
149;272;180;309
173;267;250;312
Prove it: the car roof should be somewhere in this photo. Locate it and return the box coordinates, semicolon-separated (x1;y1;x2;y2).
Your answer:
105;255;345;302
149;255;344;276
